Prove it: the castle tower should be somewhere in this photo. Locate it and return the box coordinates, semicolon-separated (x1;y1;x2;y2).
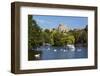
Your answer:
57;24;69;32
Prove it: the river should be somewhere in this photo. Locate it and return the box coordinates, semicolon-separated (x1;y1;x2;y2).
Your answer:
33;45;88;60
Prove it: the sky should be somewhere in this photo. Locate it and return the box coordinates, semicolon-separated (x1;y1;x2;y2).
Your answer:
32;15;88;30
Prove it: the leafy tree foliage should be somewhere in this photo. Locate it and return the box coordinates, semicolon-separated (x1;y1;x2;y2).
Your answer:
28;15;43;49
28;15;88;49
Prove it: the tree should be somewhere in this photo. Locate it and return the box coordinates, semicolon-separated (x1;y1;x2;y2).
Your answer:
28;15;43;49
53;32;63;46
28;15;34;49
70;30;80;44
84;25;88;32
42;31;51;43
61;34;75;45
78;30;87;44
44;29;50;33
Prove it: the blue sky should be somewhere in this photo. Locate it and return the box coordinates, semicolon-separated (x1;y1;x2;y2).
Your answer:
32;15;88;30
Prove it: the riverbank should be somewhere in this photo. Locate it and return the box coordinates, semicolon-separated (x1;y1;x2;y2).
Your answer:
75;43;87;47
